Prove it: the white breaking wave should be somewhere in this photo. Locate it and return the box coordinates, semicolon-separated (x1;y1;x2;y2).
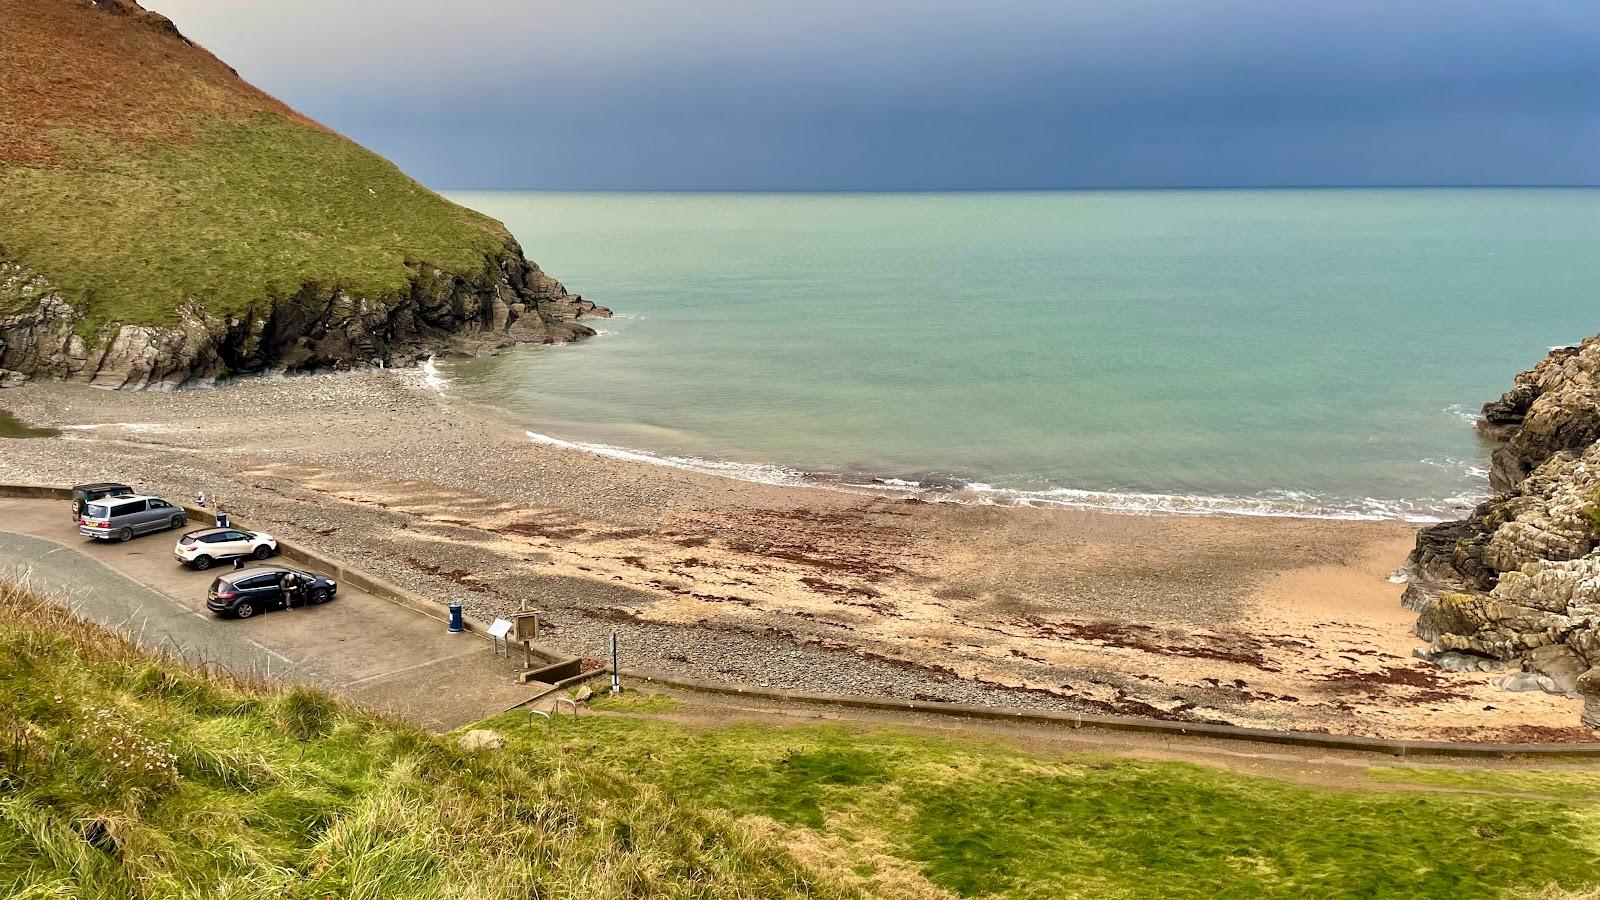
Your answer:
524;431;810;487
946;483;1469;523
1418;456;1491;480
1443;403;1480;424
420;356;447;392
524;430;1483;523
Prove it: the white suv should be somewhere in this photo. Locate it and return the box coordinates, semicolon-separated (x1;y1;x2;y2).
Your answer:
174;527;278;570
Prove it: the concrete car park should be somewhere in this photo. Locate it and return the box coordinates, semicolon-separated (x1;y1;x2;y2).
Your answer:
0;497;544;730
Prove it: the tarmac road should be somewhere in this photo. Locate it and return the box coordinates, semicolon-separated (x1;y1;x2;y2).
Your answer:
0;498;543;731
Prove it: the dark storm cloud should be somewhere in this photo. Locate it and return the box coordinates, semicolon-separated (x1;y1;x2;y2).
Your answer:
146;1;1599;189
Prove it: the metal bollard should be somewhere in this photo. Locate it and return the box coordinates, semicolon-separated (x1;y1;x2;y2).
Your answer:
448;600;464;634
610;629;621;694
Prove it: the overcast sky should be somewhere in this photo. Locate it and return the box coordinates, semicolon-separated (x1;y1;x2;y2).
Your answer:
145;0;1599;190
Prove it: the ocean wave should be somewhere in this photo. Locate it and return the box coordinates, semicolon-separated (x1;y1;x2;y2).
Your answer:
523;430;1482;523
420;355;447;392
524;431;810;487
946;483;1471;523
1443;403;1480;424
1418;456;1491;480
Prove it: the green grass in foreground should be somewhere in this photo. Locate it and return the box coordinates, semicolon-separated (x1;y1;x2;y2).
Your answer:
490;702;1600;900
0;116;508;336
0;580;852;899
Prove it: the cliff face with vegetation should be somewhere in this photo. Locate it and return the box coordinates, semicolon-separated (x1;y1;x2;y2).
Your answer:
0;0;605;388
1407;336;1600;724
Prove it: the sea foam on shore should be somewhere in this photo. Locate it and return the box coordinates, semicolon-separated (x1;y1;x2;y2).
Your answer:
524;429;1484;522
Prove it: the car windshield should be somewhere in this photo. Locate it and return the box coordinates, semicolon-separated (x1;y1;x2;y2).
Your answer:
86;504;109;518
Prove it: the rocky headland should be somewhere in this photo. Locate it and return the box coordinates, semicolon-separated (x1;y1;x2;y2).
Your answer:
0;0;606;389
0;248;608;389
1406;336;1600;726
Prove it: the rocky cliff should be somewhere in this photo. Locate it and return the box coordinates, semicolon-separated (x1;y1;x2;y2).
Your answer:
0;247;608;389
0;0;607;389
1406;337;1600;726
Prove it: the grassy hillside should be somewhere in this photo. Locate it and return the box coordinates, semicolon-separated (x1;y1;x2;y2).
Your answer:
0;0;510;333
5;572;1600;899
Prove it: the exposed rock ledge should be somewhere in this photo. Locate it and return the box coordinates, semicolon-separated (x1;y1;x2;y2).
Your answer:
0;240;609;389
1406;336;1600;725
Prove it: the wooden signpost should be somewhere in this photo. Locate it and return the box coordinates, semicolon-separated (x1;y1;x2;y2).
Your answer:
512;607;539;669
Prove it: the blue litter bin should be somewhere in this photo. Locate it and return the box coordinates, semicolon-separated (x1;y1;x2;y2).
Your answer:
448;600;464;634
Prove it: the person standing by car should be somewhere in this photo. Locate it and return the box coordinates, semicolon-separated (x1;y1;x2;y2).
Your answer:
281;572;302;610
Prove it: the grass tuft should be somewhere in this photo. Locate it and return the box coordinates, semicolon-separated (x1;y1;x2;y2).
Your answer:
273;686;338;743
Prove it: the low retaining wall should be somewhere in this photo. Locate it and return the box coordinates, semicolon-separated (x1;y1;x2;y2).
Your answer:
0;484;70;501
8;482;1600;757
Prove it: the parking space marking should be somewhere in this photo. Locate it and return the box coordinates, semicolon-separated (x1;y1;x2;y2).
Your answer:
344;648;483;687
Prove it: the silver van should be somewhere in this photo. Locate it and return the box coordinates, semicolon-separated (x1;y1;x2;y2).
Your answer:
79;495;188;542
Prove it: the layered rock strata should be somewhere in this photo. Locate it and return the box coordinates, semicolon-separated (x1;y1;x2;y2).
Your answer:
0;244;608;389
1407;337;1600;712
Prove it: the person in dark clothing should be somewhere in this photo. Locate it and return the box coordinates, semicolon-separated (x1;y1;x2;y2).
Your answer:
281;572;301;610
233;556;245;571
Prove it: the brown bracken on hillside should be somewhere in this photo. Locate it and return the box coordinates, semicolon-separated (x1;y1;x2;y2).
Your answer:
0;0;323;164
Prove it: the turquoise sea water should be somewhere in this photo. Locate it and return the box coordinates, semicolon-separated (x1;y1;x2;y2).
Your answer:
443;189;1600;521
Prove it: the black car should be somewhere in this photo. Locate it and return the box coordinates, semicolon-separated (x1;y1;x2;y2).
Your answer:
205;566;337;618
71;482;133;521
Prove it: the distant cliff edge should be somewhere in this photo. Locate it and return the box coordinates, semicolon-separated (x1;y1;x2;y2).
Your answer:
0;0;606;389
1406;336;1600;727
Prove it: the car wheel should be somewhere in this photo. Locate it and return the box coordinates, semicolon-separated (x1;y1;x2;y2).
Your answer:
193;555;214;571
310;588;331;604
117;528;133;542
170;514;186;529
234;602;256;619
252;545;271;560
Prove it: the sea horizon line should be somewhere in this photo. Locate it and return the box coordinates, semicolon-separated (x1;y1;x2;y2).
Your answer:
437;183;1600;194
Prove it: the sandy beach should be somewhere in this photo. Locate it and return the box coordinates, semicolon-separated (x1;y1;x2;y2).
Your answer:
0;370;1581;740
